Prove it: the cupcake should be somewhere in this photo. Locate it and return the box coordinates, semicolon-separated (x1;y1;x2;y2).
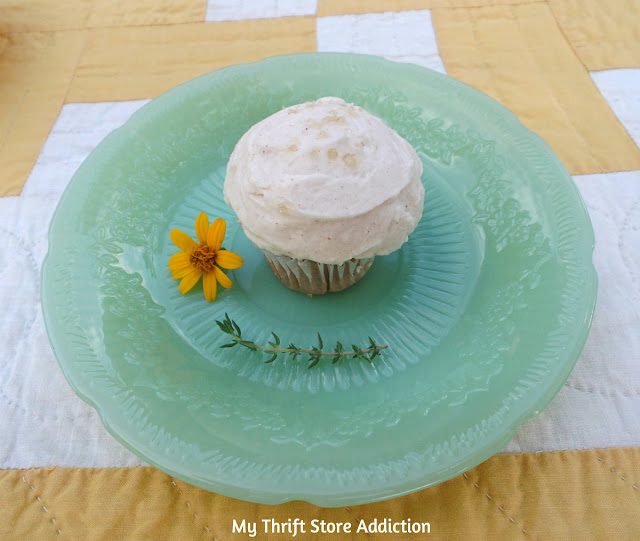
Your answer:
223;97;424;295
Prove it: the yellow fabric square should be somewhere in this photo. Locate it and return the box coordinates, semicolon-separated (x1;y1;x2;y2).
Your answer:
0;0;206;32
432;3;640;175
549;0;640;71
318;0;543;17
0;0;92;32
1;448;640;540
87;0;206;28
0;31;88;196
66;18;317;103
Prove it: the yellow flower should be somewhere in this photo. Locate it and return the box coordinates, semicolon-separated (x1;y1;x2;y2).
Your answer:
168;213;243;302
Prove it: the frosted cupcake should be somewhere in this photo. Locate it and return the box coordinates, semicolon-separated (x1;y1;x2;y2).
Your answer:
223;97;424;295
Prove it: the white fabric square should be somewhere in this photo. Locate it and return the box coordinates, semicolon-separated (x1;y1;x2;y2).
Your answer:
504;170;640;453
0;194;144;468
591;69;640;149
569;171;640;392
2;101;151;467
23;101;149;197
317;11;446;73
206;0;317;21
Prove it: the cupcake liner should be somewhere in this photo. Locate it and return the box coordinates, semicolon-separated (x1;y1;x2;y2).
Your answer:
262;250;374;295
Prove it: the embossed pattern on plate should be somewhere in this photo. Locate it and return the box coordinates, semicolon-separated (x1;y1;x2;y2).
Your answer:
42;53;597;506
159;164;480;392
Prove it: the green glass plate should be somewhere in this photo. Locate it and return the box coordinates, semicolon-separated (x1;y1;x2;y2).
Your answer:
41;53;597;507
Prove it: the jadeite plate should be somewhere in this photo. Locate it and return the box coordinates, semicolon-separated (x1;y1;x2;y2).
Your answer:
42;53;597;507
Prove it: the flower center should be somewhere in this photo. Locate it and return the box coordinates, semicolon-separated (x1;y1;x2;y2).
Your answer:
190;245;217;272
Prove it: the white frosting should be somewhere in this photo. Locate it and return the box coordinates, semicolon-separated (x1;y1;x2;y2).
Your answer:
223;97;425;264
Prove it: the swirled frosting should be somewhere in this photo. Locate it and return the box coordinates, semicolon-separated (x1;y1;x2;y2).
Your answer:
223;97;424;264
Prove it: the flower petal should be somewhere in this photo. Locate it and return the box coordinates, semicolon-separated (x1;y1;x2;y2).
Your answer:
170;229;196;252
172;266;193;279
179;268;202;294
207;218;226;251
216;250;243;269
168;252;191;271
195;212;209;244
214;266;233;289
203;271;217;302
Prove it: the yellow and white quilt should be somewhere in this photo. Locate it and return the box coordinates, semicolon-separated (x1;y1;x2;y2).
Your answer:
1;0;639;538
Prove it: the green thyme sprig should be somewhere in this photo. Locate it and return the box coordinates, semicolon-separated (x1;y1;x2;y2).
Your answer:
215;313;388;368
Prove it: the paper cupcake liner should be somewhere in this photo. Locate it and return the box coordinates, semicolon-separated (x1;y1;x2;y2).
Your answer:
262;250;374;295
